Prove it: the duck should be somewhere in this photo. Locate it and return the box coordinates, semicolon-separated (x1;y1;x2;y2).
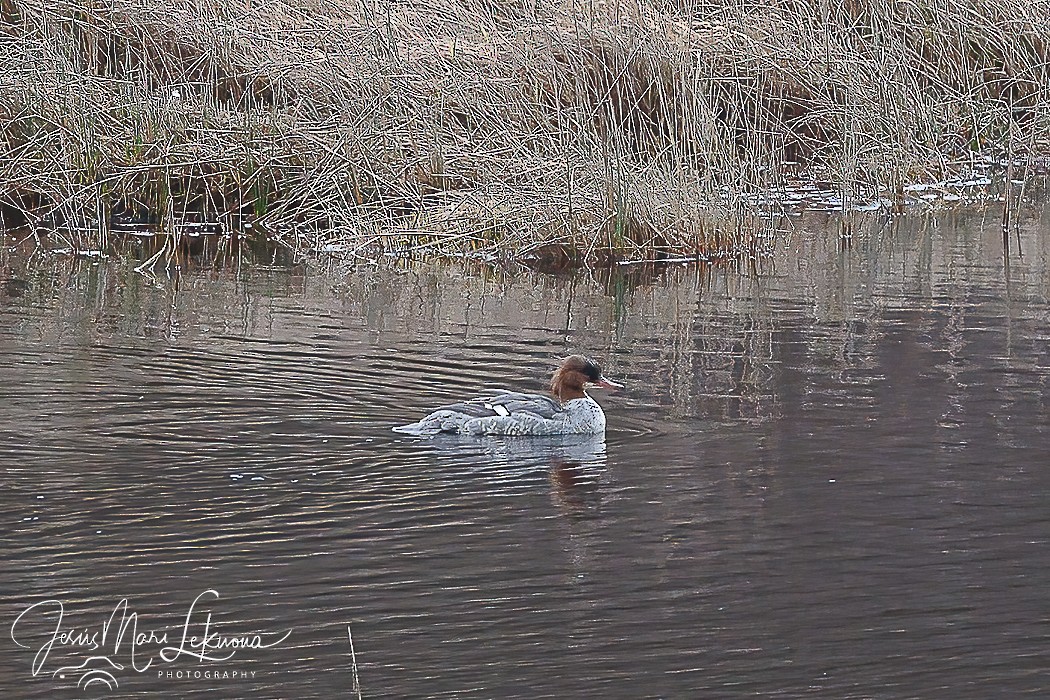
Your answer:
393;355;623;436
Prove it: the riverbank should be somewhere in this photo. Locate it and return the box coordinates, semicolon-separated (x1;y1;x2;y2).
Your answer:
2;0;1049;263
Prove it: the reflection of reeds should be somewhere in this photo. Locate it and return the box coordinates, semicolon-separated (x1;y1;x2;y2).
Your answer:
2;0;1049;261
7;207;1049;424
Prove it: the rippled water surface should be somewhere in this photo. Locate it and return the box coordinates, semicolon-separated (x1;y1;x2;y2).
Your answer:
2;210;1050;698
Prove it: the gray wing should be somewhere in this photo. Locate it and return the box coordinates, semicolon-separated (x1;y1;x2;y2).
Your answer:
437;389;563;419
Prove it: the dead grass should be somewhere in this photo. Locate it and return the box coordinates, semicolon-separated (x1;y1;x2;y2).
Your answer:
2;0;1049;263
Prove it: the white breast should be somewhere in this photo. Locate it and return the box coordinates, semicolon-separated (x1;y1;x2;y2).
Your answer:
561;397;606;433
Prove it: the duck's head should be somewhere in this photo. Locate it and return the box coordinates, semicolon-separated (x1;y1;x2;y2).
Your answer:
550;355;623;402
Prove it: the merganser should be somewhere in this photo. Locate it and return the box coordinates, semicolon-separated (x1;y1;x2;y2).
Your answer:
393;355;623;436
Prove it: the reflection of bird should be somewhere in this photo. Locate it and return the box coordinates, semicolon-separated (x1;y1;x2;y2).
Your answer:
53;655;124;690
550;459;606;514
429;432;608;466
394;356;623;436
426;433;608;513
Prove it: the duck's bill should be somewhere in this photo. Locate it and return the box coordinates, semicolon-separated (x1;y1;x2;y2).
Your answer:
592;377;624;390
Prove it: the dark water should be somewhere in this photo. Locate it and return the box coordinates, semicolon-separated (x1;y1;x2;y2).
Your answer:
2;210;1049;699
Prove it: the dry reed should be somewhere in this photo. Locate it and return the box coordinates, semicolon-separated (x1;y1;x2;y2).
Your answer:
2;0;1049;264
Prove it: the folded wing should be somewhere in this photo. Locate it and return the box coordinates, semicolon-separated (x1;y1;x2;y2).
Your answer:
393;389;566;435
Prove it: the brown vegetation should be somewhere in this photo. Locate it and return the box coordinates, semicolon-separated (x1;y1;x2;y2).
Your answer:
1;0;1049;263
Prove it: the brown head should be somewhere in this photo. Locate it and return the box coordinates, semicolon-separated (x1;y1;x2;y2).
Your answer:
550;355;623;402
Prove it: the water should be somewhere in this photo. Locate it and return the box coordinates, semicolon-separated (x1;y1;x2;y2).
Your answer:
1;209;1049;698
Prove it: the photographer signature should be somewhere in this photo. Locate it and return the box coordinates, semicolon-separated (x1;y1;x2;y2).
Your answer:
10;589;292;690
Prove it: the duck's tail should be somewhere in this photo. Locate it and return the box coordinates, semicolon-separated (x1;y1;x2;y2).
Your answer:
392;410;461;436
392;420;438;436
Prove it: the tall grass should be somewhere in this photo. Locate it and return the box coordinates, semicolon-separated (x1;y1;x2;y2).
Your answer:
2;0;1049;263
